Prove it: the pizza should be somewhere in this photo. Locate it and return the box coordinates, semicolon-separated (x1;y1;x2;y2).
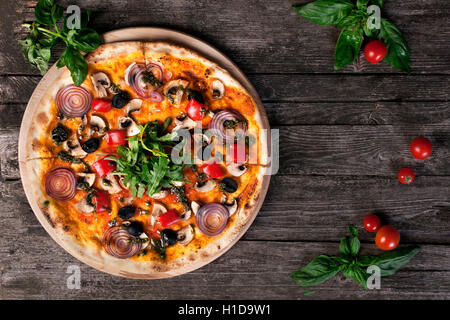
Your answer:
21;41;268;277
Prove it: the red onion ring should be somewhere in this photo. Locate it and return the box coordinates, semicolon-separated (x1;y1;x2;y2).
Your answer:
102;226;143;259
196;203;230;236
209;109;248;143
45;168;76;202
126;62;163;100
56;85;92;118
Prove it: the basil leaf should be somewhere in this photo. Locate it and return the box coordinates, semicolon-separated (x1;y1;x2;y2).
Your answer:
339;224;360;257
35;0;57;25
62;46;88;86
336;12;363;27
343;266;369;289
290;255;344;286
370;0;384;8
358;246;420;276
356;0;370;10
379;18;411;73
334;25;363;70
293;0;354;26
67;28;102;53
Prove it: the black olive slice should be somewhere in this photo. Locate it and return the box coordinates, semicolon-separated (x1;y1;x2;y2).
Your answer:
118;205;136;219
220;178;238;193
127;221;143;237
161;229;177;246
112;91;130;109
81;138;100;153
51;124;69;144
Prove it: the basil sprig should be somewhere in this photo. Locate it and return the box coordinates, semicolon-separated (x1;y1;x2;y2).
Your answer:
293;0;411;72
19;0;101;86
290;225;420;289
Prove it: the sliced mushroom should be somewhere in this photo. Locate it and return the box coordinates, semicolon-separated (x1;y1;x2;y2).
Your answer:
126;99;143;116
180;210;191;220
211;79;225;99
164;79;189;106
171;181;185;187
150;203;167;226
195;180;216;193
227;163;248;177
100;173;122;194
177;225;195;245
223;198;239;216
75;198;94;215
63;135;88;158
190;201;200;215
151;190;169;199
119;116;140;136
173;115;197;131
90;72;111;98
90;115;108;136
76;173;95;187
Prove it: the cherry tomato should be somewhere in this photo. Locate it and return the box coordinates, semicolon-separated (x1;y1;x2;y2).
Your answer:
364;40;388;64
158;209;180;228
186;99;207;121
106;130;127;146
375;225;400;251
94;191;110;213
363;214;381;232
398;168;415;184
410;137;432;160
201;162;224;179
229;143;247;163
92;99;113;112
92;158;116;178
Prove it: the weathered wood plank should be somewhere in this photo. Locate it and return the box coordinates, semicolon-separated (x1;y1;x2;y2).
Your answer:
2;173;450;244
4;124;450;180
1;74;449;105
4;0;450;75
0;234;449;299
2;102;450;128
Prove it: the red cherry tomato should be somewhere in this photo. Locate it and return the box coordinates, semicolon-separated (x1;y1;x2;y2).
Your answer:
375;225;400;251
158;209;180;227
410;137;432;160
364;40;388;64
106;130;127;146
94;191;110;213
186;99;207;121
201;162;224;179
398;168;415;184
92;158;116;178
363;214;381;232
92;99;113;112
229;143;247;163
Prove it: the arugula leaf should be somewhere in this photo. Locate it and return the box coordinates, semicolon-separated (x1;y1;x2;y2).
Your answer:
291;255;344;287
379;18;411;73
334;25;363;70
293;0;354;26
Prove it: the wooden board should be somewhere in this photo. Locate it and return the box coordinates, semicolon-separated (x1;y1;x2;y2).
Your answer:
17;27;271;279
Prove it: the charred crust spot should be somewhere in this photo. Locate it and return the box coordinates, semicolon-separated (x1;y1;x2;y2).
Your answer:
204;69;211;78
63;225;70;232
36;112;49;125
41;210;55;228
217;245;221;250
32;138;41;151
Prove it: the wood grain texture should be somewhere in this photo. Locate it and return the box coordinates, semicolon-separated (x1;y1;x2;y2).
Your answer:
3;0;450;75
1;0;450;299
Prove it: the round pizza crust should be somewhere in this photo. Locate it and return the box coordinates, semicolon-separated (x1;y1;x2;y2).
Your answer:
19;28;271;278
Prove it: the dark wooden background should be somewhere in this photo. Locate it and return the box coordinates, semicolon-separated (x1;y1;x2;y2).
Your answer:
1;0;449;299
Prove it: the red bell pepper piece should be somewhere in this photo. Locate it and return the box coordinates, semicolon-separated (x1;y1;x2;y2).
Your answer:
106;130;127;145
201;162;224;179
92;158;116;178
186;99;207;121
158;209;180;227
94;191;110;213
92;99;113;112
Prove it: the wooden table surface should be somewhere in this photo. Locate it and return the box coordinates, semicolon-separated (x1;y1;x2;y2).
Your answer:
1;0;450;300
